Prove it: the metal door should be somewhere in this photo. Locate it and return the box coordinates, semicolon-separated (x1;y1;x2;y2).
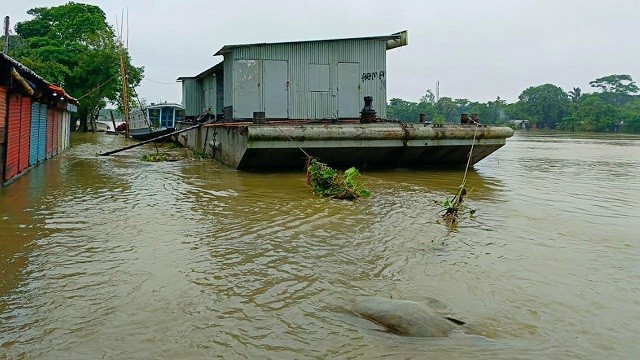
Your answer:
5;95;22;181
18;97;31;171
263;60;288;119
0;87;6;146
233;60;263;119
62;112;70;150
29;102;40;166
38;103;47;163
0;88;5;177
57;110;63;154
337;62;361;118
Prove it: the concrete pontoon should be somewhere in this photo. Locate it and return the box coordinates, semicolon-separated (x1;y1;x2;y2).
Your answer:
176;121;514;170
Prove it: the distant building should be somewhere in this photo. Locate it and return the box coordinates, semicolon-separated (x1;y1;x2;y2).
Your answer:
177;31;408;121
509;119;530;130
0;53;77;186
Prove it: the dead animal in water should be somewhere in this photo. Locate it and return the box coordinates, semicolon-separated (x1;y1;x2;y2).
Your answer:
351;296;467;337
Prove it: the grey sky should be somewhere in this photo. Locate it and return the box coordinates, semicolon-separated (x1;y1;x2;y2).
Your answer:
5;0;639;104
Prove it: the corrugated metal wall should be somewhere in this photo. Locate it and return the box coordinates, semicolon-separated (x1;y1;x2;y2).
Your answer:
223;54;233;108
0;87;7;175
38;103;47;163
29;101;40;166
46;108;54;158
57;110;63;154
62;111;70;150
202;73;216;113
182;79;203;117
1;92;73;185
226;39;387;120
4;95;22;181
215;74;224;115
18;97;31;172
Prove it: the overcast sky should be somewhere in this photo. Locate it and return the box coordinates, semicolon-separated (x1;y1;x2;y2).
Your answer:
5;0;639;104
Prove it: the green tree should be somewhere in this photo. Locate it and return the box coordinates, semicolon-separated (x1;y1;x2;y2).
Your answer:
589;74;639;106
435;97;458;122
516;84;568;129
10;2;143;131
559;94;619;132
589;74;639;94
387;98;419;122
419;89;436;104
568;87;582;102
620;98;640;133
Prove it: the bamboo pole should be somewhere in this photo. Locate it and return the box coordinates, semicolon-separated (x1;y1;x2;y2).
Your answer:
98;123;203;156
110;109;118;133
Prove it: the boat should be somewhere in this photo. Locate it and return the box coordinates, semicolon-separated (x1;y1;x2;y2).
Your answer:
128;102;184;141
175;119;514;170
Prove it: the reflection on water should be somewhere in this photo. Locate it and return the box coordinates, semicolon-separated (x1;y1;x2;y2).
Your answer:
1;132;639;359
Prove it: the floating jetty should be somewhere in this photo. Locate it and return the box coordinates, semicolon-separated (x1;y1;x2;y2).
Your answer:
175;121;514;170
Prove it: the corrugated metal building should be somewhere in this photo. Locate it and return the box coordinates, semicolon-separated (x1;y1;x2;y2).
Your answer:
178;31;407;121
0;53;77;186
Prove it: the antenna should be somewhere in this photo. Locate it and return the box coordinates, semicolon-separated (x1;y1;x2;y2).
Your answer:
436;81;440;102
3;16;9;54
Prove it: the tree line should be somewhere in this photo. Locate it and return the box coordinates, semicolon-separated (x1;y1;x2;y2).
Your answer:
388;74;640;133
1;2;143;131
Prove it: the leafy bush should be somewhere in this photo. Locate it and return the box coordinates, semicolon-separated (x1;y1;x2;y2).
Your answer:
306;158;371;199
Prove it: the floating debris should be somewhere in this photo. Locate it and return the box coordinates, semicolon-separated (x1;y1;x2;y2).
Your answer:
306;158;371;200
141;152;179;162
439;187;476;225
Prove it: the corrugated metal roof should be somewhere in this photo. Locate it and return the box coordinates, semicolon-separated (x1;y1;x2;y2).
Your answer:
176;61;224;81
213;31;407;56
0;52;78;104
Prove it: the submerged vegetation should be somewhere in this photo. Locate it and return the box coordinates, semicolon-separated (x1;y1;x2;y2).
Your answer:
306;158;371;200
141;152;176;162
140;143;211;162
439;187;476;226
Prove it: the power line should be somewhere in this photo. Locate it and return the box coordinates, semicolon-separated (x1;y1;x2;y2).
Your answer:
143;78;176;85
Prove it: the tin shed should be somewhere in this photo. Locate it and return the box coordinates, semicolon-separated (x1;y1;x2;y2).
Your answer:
177;61;224;119
179;31;407;121
1;53;77;186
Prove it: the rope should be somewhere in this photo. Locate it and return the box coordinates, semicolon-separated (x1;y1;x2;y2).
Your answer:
459;123;480;191
267;120;311;158
76;73;119;100
443;123;480;231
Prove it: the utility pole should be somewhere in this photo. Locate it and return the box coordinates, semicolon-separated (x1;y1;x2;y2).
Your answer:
435;81;440;102
3;16;9;54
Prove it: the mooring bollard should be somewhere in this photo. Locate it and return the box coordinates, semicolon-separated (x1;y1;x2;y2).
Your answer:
360;96;377;123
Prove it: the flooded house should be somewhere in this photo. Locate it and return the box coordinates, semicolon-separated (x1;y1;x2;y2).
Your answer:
0;53;76;186
175;31;513;170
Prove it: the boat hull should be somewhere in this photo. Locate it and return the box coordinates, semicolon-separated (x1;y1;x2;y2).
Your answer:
176;122;514;170
130;128;175;141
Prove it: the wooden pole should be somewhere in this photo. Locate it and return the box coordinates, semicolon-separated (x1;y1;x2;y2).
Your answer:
110;109;118;133
98;123;203;156
119;45;130;138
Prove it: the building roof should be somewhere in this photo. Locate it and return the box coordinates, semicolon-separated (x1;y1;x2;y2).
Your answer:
176;31;407;82
0;52;78;104
146;102;184;109
213;30;408;56
176;60;223;81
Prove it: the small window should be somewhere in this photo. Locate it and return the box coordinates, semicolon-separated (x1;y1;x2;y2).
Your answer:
161;107;174;128
308;64;330;92
175;109;185;122
148;108;160;127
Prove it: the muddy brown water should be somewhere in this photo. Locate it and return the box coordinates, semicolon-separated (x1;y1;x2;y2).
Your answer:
1;132;639;359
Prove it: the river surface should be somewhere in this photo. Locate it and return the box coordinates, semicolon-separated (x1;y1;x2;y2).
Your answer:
1;131;639;359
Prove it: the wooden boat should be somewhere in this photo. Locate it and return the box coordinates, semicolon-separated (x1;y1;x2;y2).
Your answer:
128;102;184;141
129;127;175;141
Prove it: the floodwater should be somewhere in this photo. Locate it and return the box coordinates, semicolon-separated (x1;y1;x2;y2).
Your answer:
1;131;639;359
